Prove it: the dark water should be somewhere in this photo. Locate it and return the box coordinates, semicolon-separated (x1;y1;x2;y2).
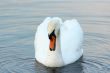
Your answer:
0;0;110;73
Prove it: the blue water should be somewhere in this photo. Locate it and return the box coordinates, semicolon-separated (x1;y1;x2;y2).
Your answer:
0;0;110;73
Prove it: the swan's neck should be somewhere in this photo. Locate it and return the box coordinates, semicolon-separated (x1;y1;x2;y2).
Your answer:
46;34;64;67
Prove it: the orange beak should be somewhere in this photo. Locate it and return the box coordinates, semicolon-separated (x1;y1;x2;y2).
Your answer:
49;35;56;51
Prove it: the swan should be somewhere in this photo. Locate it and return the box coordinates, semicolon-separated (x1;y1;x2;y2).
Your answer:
34;17;83;67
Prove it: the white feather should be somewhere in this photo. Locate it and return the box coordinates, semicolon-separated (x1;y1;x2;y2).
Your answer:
34;17;83;67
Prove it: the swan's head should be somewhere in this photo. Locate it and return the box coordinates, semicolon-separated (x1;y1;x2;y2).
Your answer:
47;18;61;51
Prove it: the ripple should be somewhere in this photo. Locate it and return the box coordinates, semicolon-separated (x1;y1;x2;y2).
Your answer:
82;56;110;73
0;57;36;73
82;33;110;73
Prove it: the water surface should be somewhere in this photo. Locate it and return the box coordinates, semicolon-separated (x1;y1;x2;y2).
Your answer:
0;0;110;73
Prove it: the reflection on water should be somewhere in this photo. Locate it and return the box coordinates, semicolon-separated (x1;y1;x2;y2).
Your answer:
0;0;110;73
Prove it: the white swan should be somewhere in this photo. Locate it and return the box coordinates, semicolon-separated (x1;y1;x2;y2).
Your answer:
34;17;83;67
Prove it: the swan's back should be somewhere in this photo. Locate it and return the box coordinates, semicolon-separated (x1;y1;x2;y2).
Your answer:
60;19;83;65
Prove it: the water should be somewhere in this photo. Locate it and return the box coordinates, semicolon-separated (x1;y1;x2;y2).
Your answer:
0;0;110;73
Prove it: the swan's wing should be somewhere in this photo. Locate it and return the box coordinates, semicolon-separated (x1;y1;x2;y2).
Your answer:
60;19;83;64
34;17;51;63
34;17;51;49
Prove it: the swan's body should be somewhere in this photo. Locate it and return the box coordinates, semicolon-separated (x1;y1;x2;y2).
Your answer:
34;17;83;67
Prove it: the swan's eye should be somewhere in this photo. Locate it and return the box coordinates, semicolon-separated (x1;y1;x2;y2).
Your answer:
48;30;56;39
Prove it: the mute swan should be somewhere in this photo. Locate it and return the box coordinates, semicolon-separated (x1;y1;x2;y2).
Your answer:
34;17;83;67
